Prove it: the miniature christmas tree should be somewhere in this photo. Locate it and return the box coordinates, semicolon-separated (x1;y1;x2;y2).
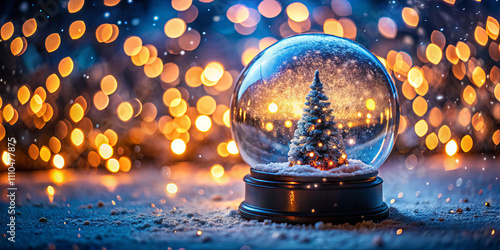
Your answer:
288;70;348;170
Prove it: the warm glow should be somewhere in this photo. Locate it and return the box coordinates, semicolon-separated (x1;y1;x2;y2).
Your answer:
474;26;488;46
71;128;84;146
99;143;113;159
472;67;486;87
22;18;37;37
172;0;192;11
217;143;230;157
197;96;217;115
18;85;30;105
93;91;109;110
486;16;499;40
166;183;178;194
438;125;451;143
426;43;442;65
414;119;428;137
47;185;55;195
123;36;143;56
455;42;470;62
68;0;84;13
164;18;186;38
70;103;84;123
445;140;458;156
265;122;274;131
425;133;438;150
285;120;293;128
163;88;182;107
323;19;343;37
53;154;65;169
1;22;14;40
412;96;428;117
408;67;424;88
119;157;132;172
286;2;309;22
58;57;74;77
171;139;186;155
46;74;60;93
2;151;11;166
402;7;419;27
461;135;473;153
40;146;51;162
106;158;120;173
227;140;239;154
117;102;133;121
203;62;224;83
69;20;86;39
45;33;61;53
3;104;14;122
463;85;476;105
195;115;212;132
101;75;118;95
211;164;225;178
268;103;278;113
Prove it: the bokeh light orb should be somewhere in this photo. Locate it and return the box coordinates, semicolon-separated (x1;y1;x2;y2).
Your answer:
231;34;399;169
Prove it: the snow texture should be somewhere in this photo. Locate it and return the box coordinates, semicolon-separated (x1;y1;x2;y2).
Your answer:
253;159;377;177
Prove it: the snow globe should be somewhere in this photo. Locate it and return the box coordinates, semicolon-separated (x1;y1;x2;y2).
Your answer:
231;34;399;223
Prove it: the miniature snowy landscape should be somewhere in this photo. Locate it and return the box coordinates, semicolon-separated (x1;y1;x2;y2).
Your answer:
253;159;377;177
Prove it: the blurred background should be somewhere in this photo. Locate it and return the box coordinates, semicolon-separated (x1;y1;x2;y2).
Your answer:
0;0;499;172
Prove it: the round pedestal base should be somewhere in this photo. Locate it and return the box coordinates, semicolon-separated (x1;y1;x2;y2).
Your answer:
239;169;388;224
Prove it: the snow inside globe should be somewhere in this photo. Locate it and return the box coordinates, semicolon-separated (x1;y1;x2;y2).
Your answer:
231;34;399;177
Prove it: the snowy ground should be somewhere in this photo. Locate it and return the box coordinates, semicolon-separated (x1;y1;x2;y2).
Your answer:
1;155;499;249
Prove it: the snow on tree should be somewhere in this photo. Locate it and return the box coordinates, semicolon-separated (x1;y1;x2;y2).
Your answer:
288;70;348;170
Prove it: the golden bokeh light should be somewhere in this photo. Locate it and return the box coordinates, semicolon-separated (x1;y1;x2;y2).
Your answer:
22;18;37;37
474;26;488;46
93;91;109;110
29;144;39;160
471;112;484;131
101;75;118;95
161;62;179;83
486;16;499;40
40;146;51;162
402;7;419;27
71;128;85;146
461;135;473;153
458;108;471;127
68;0;84;13
1;22;14;40
203;62;224;83
119;156;132;172
106;158;120;173
425;133;438;150
211;164;225;178
69;20;86;39
197;96;217;115
70;103;84;123
185;67;203;87
10;37;27;56
455;41;470;62
123;36;143;56
18;85;30;105
445;140;458;156
49;137;61;153
286;2;309;22
3;104;14;122
53;154;65;169
463;85;476;105
45;33;61;53
58;57;74;77
99;143;113;159
438;125;451;143
163;88;182;107
166;183;178;194
144;58;163;78
227;140;239;154
241;47;260;66
217;142;230;157
104;0;121;7
164;18;186;38
414;119;428;137
471;67;485;87
195;115;212;132
323;19;343;37
171;139;186;155
493;130;500;145
412;96;427;117
268;102;278;113
429;107;443;127
46;74;60;93
426;43;442;65
117;102;133;121
169;99;187;117
96;23;113;43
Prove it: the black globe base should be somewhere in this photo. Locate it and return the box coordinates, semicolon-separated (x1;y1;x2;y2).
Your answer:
239;168;389;224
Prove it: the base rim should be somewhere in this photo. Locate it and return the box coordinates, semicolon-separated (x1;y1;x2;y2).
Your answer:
239;201;389;224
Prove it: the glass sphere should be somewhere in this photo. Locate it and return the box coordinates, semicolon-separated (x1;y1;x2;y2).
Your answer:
231;34;399;169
